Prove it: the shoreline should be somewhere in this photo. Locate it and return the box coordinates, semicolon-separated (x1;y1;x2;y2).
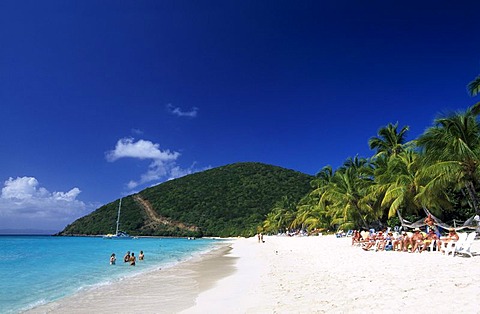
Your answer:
24;241;237;314
25;235;480;313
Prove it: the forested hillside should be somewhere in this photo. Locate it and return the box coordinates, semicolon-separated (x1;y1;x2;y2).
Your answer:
59;162;314;237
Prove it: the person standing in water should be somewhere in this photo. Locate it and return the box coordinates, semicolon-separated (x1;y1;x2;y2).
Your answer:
129;252;136;266
123;251;130;263
110;253;116;265
139;250;144;261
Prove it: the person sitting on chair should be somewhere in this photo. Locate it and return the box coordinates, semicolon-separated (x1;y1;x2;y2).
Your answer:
351;230;361;246
410;228;425;253
392;232;404;251
383;232;394;251
437;228;459;253
401;232;413;252
374;231;386;251
420;229;438;252
362;232;378;251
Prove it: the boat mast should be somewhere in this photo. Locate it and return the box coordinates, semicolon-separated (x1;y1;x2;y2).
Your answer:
115;198;122;235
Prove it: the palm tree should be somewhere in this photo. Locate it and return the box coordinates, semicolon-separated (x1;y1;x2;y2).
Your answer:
373;150;436;218
340;155;372;176
369;123;409;157
416;106;480;214
263;211;279;234
321;166;374;229
468;75;480;97
291;166;335;232
262;196;297;234
314;165;333;183
291;194;330;232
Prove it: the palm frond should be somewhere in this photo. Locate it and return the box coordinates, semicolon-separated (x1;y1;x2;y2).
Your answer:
467;75;480;97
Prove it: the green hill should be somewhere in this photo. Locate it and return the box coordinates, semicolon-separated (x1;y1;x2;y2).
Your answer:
59;162;314;237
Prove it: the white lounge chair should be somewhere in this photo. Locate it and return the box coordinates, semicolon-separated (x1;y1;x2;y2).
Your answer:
443;232;468;256
425;239;437;252
454;232;477;257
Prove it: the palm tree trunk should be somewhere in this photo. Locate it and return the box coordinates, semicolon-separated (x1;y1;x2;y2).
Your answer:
354;204;369;229
465;181;480;214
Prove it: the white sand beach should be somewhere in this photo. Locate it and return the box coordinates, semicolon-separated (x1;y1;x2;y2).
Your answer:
27;235;480;314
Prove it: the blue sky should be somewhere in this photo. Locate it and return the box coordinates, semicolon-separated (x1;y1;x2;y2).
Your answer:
1;1;479;232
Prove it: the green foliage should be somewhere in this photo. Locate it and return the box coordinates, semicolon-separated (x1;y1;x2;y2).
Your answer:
59;162;314;237
468;75;480;97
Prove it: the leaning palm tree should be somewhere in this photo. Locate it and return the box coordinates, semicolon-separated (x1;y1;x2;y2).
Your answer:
416;106;480;214
377;150;438;218
263;211;279;234
292;166;335;232
321;166;374;229
369;122;409;158
291;194;329;231
267;196;297;233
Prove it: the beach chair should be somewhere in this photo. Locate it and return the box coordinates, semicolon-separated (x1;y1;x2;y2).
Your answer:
454;232;477;257
427;240;437;252
443;233;468;257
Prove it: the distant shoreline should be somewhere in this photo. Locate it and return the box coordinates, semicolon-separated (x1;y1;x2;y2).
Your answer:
0;230;58;235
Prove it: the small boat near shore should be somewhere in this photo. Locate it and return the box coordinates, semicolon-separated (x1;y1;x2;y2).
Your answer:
103;198;132;239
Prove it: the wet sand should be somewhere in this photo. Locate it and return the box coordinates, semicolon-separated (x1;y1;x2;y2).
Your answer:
25;243;237;314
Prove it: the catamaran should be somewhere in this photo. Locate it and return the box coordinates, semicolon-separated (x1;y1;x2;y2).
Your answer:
103;198;132;239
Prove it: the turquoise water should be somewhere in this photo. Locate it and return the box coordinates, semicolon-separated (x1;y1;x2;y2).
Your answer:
0;235;220;313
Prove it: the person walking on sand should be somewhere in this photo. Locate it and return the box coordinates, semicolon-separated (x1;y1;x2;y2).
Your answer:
129;252;136;266
110;253;116;265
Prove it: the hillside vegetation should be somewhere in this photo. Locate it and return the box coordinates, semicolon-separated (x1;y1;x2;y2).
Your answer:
59;162;314;237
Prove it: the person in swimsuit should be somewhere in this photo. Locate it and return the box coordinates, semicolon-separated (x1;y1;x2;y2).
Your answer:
124;251;131;263
351;230;361;246
411;228;425;252
110;253;116;265
382;232;394;251
139;250;144;261
374;231;386;251
130;252;136;266
437;228;459;253
362;232;378;251
393;232;406;251
420;229;438;252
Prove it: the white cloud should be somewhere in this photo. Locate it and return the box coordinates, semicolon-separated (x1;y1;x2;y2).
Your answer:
131;128;144;135
166;104;199;118
167;163;212;181
0;177;91;231
107;137;205;190
105;138;180;162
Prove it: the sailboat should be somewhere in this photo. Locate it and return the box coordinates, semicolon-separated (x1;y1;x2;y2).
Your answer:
103;198;132;239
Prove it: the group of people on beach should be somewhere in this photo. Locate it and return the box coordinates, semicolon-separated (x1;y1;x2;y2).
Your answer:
352;226;460;253
110;250;144;265
350;213;463;253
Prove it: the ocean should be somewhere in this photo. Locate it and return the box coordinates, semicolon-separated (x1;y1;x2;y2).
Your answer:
0;235;221;313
